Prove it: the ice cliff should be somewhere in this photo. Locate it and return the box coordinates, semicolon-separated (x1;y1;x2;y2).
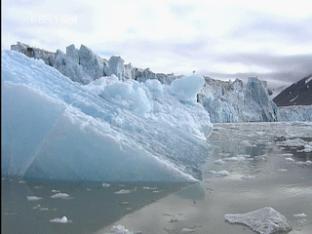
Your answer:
279;105;312;122
2;50;212;182
11;42;179;84
198;77;279;123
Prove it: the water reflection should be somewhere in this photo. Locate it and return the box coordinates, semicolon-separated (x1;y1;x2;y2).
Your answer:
2;178;189;234
99;122;312;234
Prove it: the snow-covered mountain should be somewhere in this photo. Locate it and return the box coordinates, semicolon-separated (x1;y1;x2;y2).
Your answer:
273;75;312;106
2;50;212;182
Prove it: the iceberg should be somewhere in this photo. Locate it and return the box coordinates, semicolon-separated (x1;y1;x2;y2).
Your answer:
225;207;292;234
2;50;212;182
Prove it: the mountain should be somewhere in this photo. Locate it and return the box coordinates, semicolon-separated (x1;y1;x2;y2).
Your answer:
273;75;312;106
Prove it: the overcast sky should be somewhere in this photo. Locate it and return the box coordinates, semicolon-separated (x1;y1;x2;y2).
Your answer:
2;0;312;87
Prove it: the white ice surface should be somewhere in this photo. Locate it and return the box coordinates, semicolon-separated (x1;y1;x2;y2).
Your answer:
49;216;71;224
225;207;292;234
2;50;212;182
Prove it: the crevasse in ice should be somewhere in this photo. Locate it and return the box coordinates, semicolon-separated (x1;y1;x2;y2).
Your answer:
2;50;212;182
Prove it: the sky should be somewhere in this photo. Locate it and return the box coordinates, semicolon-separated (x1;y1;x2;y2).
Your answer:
2;0;312;87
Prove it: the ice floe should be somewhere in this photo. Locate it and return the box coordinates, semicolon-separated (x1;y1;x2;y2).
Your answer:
114;189;131;194
27;196;42;201
224;207;292;234
50;193;70;199
102;183;111;188
293;213;307;218
49;216;71;224
209;170;230;177
213;159;225;165
107;225;136;234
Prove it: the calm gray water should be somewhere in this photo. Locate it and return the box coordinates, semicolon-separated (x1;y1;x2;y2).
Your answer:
99;122;312;234
2;122;312;234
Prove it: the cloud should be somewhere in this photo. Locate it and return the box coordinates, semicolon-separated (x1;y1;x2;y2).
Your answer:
2;0;312;86
230;14;312;43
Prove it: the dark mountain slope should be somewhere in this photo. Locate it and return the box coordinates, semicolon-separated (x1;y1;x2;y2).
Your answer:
273;75;312;106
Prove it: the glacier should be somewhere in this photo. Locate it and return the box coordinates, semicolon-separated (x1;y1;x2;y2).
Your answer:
2;50;212;182
279;105;312;122
11;42;180;84
198;77;279;123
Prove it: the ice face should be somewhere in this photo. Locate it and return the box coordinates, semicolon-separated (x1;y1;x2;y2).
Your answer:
198;77;279;123
279;105;312;122
2;50;212;182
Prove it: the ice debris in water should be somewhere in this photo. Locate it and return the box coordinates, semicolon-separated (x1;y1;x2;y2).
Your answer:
27;196;42;201
223;156;247;162
224;207;292;234
285;157;295;162
49;216;71;224
50;193;70;199
298;143;312;152
295;160;312;166
181;227;197;233
213;159;225;165
209;170;230;177
102;183;111;188
114;189;131;194
108;225;136;234
277;169;288;172
240;175;256;180
293;213;307;218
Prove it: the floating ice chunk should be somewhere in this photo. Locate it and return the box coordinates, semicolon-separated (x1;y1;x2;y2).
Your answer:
224;207;292;234
102;183;111;188
298;144;312;152
27;196;42;201
114;189;131;194
50;193;70;199
277;169;288;172
142;186;157;190
285;157;295;162
49;216;71;224
281;153;293;157
277;138;307;147
241;175;256;180
209;170;230;177
181;227;196;233
109;225;134;234
224;156;246;162
214;159;225;165
293;213;307;218
295;160;312;166
51;189;60;193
